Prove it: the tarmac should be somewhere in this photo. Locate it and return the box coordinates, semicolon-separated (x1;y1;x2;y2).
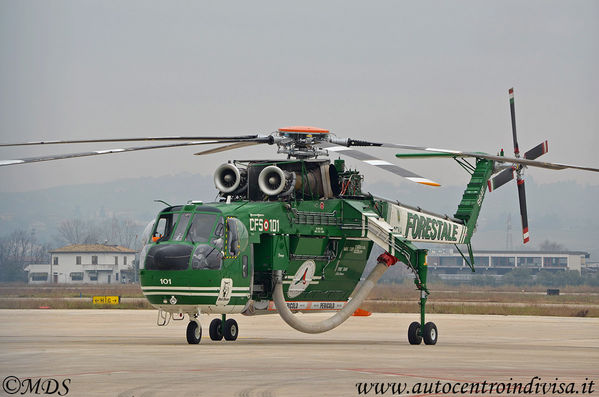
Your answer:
1;310;597;396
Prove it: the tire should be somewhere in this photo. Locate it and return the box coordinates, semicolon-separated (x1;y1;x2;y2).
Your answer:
209;318;223;341
423;322;438;345
408;321;422;345
186;321;201;344
224;318;238;341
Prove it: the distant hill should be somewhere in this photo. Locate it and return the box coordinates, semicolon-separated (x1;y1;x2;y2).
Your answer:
1;173;597;259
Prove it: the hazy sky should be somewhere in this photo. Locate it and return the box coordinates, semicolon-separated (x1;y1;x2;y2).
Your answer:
1;1;598;192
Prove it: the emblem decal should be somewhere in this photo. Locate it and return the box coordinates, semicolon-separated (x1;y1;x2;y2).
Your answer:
216;278;233;306
288;260;316;298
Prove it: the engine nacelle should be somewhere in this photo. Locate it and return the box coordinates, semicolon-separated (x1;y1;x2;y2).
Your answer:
258;165;296;196
214;163;247;194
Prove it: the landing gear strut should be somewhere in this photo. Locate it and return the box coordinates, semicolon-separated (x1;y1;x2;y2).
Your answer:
394;244;438;346
410;249;437;345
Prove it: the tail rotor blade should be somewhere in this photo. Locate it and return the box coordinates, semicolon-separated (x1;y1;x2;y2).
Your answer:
509;87;520;157
488;167;515;192
524;140;549;160
517;178;530;244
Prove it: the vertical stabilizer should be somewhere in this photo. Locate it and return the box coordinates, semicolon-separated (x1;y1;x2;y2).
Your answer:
453;159;495;244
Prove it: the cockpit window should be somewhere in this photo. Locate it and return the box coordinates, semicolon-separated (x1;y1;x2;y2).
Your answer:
153;213;176;242
171;213;192;241
186;213;218;243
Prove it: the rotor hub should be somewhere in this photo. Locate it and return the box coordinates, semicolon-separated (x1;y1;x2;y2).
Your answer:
275;126;331;159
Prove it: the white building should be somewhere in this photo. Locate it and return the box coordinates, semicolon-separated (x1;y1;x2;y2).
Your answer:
427;249;589;275
26;244;137;284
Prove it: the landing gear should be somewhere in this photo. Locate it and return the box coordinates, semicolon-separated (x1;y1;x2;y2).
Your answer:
404;248;440;346
224;318;238;341
423;322;438;345
408;321;422;345
209;315;238;341
186;320;202;344
209;318;223;341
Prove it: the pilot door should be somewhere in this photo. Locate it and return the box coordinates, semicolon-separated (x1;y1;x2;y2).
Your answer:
218;217;252;307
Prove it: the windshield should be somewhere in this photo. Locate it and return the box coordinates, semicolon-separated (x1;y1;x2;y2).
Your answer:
186;213;218;243
171;213;192;241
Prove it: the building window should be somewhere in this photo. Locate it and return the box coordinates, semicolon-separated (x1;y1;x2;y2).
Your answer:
518;257;542;267
76;256;82;265
115;256;119;265
89;272;98;281
31;273;48;281
124;256;127;266
491;257;515;267
543;257;568;268
70;272;84;281
116;273;119;281
53;257;58;265
473;256;490;266
92;256;98;265
439;256;463;267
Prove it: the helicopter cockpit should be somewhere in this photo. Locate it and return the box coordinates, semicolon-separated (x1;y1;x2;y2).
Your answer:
140;206;248;272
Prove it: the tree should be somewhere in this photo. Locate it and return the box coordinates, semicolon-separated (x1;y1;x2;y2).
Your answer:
0;229;50;282
100;216;142;249
58;216;144;249
58;218;101;245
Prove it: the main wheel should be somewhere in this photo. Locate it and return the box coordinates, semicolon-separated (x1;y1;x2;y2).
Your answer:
186;321;202;344
224;318;238;341
408;321;422;345
423;322;438;345
209;318;224;341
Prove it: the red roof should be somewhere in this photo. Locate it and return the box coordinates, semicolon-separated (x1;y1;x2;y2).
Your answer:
50;244;136;254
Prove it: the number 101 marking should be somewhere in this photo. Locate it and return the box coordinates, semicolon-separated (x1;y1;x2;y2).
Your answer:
270;219;280;232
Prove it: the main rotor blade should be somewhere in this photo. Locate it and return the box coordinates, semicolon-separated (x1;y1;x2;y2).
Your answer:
322;143;440;186
194;141;262;156
509;87;520;157
524;140;549;161
487;167;514;192
0;135;261;147
339;138;599;173
517;178;530;244
0;141;225;167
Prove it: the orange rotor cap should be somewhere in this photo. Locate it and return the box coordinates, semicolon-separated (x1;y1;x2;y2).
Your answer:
278;126;329;134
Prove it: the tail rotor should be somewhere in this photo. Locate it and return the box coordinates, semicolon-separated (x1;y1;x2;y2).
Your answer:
487;88;548;244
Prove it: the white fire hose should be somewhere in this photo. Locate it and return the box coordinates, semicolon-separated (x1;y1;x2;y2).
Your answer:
272;260;389;334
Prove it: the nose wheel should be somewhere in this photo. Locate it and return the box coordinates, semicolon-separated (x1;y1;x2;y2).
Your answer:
186;320;202;344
